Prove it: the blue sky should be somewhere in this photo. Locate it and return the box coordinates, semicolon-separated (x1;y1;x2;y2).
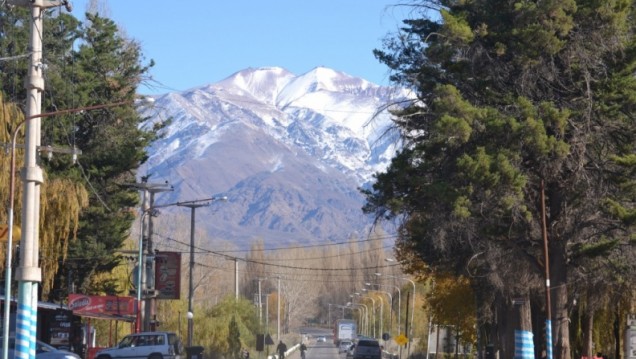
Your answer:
71;1;416;95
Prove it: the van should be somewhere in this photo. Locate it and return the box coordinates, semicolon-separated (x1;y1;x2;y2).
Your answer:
95;332;183;359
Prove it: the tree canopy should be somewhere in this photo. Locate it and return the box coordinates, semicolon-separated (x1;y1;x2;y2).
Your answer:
0;6;162;297
365;1;636;358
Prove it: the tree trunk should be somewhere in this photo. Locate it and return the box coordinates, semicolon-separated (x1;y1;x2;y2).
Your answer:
582;311;593;358
551;239;571;359
613;307;621;359
515;295;534;358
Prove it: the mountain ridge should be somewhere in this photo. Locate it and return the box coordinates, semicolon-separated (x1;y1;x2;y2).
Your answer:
139;66;407;248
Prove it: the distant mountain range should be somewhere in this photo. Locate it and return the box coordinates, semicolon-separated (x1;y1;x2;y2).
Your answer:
138;66;409;248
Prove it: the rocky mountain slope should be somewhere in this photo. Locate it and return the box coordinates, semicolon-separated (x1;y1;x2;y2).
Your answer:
139;66;408;248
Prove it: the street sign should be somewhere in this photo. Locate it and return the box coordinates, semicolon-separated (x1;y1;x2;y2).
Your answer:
395;334;408;346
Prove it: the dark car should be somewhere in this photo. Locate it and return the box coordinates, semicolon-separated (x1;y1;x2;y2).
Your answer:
352;339;381;359
1;337;80;359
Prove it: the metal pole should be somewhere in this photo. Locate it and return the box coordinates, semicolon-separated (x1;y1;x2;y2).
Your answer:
130;181;172;331
405;279;416;356
2;119;24;359
258;278;263;326
136;212;148;332
7;3;72;359
369;283;400;335
15;4;45;359
235;258;239;300
181;204;206;348
361;296;376;338
188;207;195;347
541;180;553;359
277;276;281;343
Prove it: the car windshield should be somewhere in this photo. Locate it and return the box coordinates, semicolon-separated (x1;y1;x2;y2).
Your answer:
358;340;379;347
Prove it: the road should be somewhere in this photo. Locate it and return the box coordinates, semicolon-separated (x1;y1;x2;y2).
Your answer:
290;337;340;359
293;327;340;359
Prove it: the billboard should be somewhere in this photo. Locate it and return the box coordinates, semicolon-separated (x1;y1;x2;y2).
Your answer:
68;294;136;321
155;251;181;300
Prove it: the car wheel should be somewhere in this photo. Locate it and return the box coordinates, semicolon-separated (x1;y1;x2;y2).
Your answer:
149;354;163;359
96;355;111;359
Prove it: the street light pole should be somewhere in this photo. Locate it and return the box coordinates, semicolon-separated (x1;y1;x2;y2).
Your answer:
376;273;416;355
366;288;391;336
367;283;400;335
178;201;209;348
348;302;368;336
184;202;205;348
234;258;239;300
277;276;281;343
3;97;132;359
357;294;376;338
134;196;225;341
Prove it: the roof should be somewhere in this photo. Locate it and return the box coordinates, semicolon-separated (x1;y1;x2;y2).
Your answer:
0;295;68;310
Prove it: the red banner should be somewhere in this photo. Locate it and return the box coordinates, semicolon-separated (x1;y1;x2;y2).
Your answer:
155;251;181;299
68;294;136;319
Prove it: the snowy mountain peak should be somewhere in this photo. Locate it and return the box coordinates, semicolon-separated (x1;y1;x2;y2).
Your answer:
140;66;406;248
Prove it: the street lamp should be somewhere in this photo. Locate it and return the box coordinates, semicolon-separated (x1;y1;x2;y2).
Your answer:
367;282;401;335
347;302;368;336
376;272;416;354
135;196;226;339
365;288;392;336
2;100;144;359
177;197;227;347
356;293;376;338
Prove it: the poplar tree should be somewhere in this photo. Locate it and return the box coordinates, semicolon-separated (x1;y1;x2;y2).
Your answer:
365;1;636;358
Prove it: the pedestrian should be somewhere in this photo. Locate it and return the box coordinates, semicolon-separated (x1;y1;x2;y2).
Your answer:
276;341;287;359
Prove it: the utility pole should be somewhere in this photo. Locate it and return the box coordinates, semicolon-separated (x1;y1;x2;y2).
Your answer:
277;276;281;343
178;202;208;348
128;178;172;331
5;2;72;359
234;258;239;300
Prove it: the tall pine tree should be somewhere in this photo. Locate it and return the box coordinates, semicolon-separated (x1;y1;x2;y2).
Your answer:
0;7;162;298
365;1;636;358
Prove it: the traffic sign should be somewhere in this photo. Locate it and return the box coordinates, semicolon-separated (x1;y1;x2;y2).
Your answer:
395;334;408;346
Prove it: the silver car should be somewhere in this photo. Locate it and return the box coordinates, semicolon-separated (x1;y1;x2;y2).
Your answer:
95;332;183;359
2;337;80;359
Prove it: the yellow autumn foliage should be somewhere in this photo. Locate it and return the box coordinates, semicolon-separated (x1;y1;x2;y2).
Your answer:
0;93;89;296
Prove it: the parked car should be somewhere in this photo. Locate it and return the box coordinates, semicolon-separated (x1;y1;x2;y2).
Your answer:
338;340;352;354
1;337;80;359
95;332;183;359
352;339;381;359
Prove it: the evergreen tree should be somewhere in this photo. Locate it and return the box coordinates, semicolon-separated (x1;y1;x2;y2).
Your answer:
0;7;162;298
228;315;241;359
365;1;636;358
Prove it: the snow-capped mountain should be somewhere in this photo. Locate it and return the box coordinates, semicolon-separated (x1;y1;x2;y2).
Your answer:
139;66;408;248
